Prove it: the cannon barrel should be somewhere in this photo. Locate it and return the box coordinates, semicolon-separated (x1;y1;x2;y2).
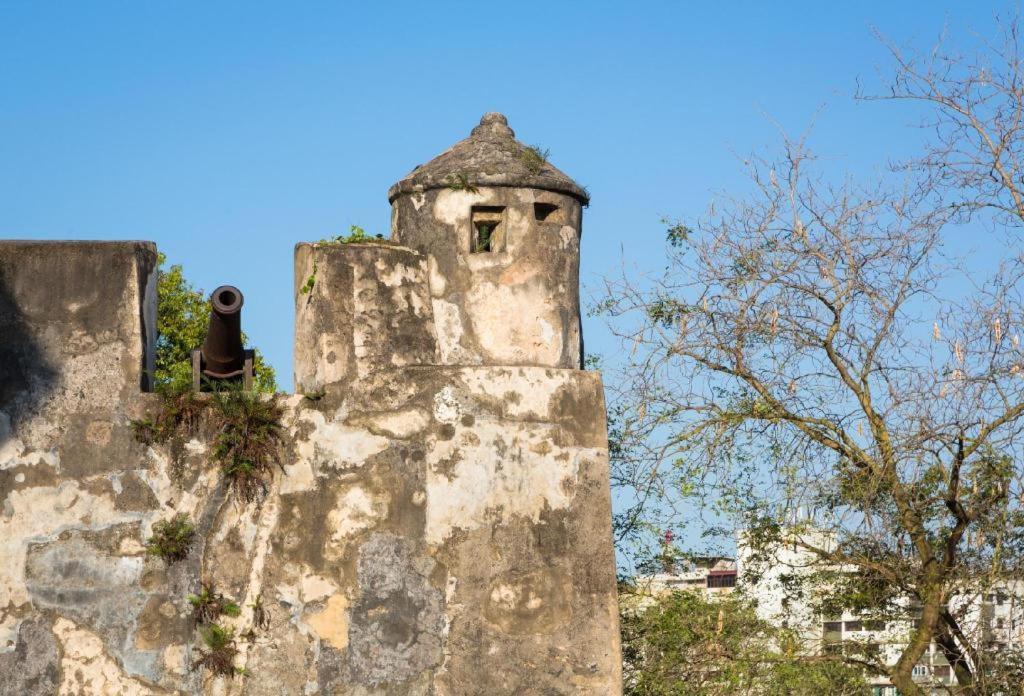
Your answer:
200;285;246;378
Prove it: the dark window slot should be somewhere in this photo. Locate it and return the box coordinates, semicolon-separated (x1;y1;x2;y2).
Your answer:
471;206;506;253
534;202;559;222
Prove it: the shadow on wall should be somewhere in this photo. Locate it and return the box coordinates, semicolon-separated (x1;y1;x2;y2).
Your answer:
0;273;57;445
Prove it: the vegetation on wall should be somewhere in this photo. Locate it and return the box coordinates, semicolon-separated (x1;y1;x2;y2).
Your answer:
209;388;285;502
132;383;285;502
145;513;196;563
193;624;241;677
131;388;205;446
188;584;242;625
444;171;479;193
133;385;282;676
155;253;276;393
246;594;271;637
518;144;550;174
318;224;390;246
299;225;395;295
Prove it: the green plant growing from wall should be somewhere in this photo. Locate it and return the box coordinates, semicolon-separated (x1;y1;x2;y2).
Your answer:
193;624;242;677
302;225;396;295
519;144;550;174
209;387;285;502
132;386;205;445
317;224;393;246
241;594;272;643
444;171;478;193
250;594;270;631
155;253;276;393
188;584;242;625
131;381;286;502
299;261;318;295
146;514;196;563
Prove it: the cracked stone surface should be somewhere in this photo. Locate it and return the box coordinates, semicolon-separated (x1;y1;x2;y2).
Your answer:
0;119;620;694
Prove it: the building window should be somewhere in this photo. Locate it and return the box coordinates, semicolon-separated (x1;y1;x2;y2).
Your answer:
844;621;862;632
707;572;736;588
822;621;842;634
863;620;886;631
471;206;506;253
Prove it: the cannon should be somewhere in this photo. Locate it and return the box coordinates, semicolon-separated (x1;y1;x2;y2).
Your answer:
191;285;254;391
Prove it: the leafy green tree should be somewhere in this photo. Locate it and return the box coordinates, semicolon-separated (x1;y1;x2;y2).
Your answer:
620;588;867;695
155;253;276;393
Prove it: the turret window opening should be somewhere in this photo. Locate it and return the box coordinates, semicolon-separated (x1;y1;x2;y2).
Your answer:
534;202;560;222
471;206;506;253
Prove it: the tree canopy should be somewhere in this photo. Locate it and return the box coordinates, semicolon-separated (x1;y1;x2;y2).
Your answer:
620;588;868;695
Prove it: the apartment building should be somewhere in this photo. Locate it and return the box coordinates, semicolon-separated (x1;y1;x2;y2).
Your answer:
735;529;1024;694
635;529;1023;694
635;556;738;597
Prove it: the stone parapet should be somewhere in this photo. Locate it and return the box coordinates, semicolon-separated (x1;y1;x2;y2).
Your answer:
293;242;437;393
0;240;157;463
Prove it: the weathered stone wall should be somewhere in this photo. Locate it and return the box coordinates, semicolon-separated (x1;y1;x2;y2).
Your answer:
0;241;161;694
390;187;583;370
0;241;157;454
1;240;622;695
293;243;438;394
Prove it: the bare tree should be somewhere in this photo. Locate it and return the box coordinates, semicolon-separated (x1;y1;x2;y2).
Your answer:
599;127;1024;692
864;15;1024;228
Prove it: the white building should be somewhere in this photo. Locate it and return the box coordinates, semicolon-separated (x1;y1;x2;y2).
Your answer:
634;527;1024;694
735;527;1024;694
635;555;738;597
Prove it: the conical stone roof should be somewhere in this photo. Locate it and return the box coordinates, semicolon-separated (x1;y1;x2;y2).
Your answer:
387;113;589;204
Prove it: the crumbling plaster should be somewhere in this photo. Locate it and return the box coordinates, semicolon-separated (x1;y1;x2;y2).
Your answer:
2;360;621;694
1;113;620;695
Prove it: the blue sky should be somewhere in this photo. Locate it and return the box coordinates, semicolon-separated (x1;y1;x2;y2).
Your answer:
0;1;1008;390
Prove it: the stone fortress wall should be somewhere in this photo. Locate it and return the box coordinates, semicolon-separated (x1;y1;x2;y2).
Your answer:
0;114;622;695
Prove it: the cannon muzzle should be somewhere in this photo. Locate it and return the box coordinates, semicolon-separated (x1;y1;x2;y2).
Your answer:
192;285;254;390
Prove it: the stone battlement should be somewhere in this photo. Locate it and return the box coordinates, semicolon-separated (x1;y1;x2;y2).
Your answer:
0;114;621;695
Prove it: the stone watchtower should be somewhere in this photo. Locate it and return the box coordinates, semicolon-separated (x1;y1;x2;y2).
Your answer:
1;115;621;695
294;112;589;391
388;112;586;368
